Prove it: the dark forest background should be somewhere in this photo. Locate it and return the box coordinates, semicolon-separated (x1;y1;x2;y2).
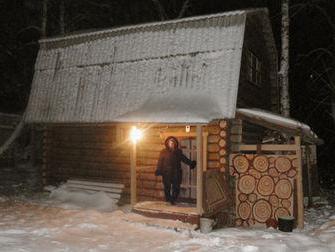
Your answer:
1;0;335;188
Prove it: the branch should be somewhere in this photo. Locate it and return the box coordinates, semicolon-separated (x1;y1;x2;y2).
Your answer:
312;4;335;32
178;0;191;19
151;0;167;21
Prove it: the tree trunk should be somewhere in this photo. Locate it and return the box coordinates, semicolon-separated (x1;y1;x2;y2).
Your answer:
279;0;290;117
152;0;167;21
41;0;48;38
59;0;65;35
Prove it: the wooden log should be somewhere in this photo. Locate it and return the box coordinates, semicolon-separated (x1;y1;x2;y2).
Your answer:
253;155;269;172
292;158;298;168
257;175;275;196
238;193;248;202
238;175;256;194
248;193;257;203
275;157;292;173
268;168;279;178
269;195;279;207
269;157;276;166
219;148;226;156
235;218;243;226
208;125;220;135
247;218;255;226
208;153;220;161
233;155;249;174
219;139;226;147
252;199;272;223
287;168;297;178
248;169;261;179
238;202;252;220
207;161;220;169
219;120;227;129
208;144;220;153
281;199;291;209
279;173;288;179
219;130;227;138
208;135;220;143
275;179;292;199
219;157;226;165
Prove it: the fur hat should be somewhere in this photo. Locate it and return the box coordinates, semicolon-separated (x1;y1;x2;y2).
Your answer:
164;136;179;148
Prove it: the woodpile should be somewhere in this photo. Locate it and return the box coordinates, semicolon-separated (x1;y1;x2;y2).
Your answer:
231;154;297;227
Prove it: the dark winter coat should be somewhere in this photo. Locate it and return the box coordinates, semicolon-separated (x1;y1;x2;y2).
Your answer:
155;136;196;184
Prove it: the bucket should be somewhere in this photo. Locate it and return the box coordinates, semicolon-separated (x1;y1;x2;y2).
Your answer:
278;216;295;232
200;218;216;233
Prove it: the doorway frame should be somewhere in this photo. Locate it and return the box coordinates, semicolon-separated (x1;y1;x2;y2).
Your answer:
130;124;207;215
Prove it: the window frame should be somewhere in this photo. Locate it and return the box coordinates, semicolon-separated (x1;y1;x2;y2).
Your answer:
246;49;262;87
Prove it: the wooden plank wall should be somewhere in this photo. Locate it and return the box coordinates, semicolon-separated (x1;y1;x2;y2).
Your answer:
237;15;273;111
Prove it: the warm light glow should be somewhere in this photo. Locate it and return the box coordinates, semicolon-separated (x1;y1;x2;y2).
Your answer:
130;126;142;144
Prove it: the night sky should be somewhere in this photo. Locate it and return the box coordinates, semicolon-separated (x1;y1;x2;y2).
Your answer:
1;0;334;188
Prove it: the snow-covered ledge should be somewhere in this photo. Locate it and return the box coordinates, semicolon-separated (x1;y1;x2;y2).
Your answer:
236;108;322;144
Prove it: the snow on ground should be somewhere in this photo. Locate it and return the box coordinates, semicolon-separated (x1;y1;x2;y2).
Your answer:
0;188;334;252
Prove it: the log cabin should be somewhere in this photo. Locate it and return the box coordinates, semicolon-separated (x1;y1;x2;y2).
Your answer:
24;8;321;229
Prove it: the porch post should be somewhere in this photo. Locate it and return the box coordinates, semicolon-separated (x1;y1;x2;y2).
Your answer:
196;125;203;215
295;136;304;229
130;142;137;205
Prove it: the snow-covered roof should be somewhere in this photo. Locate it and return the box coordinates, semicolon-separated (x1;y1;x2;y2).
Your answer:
25;9;273;124
236;108;321;144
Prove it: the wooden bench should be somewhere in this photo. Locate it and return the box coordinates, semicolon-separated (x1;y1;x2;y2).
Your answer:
65;179;125;200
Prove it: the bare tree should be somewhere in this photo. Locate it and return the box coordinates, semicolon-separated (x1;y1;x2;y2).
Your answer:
152;0;191;21
152;0;167;20
279;0;290;117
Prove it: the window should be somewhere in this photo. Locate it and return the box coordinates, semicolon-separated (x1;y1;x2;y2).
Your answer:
246;50;262;86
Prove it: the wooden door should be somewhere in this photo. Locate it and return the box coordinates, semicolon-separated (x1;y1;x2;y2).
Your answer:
179;138;197;202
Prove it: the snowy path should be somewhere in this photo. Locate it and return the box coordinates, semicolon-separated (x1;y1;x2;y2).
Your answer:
0;195;335;252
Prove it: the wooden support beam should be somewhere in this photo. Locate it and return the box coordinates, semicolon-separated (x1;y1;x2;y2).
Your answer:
130;142;137;205
305;145;313;207
196;125;203;215
238;144;297;152
295;136;304;229
202;132;208;172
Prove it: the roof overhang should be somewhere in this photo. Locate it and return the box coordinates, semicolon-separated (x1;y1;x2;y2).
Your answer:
236;108;323;145
114;91;223;124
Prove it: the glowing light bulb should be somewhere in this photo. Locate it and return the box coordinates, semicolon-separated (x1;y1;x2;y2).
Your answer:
130;126;142;144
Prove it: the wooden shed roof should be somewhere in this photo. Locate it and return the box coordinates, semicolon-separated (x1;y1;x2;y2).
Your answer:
25;8;276;124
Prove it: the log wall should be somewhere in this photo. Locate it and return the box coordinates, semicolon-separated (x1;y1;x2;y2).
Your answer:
44;123;233;207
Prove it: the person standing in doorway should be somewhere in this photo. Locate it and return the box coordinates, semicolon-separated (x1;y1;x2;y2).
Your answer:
155;136;196;205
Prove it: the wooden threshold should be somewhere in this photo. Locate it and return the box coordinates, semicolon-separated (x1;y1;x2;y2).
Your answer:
132;201;200;226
